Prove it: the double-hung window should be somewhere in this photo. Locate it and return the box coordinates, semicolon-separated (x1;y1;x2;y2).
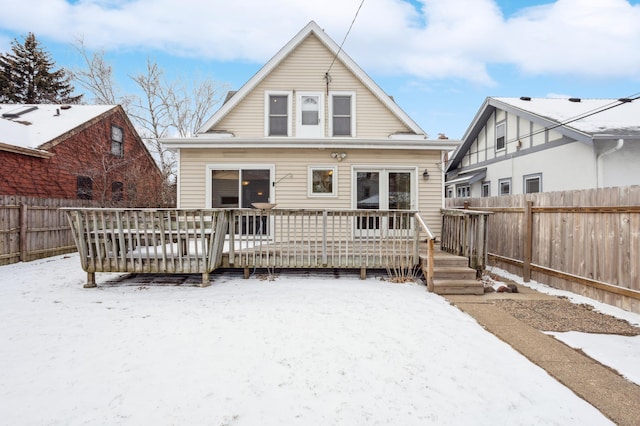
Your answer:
265;92;291;136
330;92;355;137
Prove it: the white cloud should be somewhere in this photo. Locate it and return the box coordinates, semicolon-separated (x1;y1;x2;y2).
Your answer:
1;0;639;85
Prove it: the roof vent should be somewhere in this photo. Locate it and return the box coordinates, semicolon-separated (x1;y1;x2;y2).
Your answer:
520;96;531;101
568;97;581;102
618;98;633;103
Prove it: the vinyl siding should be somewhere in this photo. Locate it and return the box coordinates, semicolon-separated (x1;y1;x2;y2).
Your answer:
179;148;443;236
213;34;412;138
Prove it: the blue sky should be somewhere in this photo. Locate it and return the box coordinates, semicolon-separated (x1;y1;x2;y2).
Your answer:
1;0;640;139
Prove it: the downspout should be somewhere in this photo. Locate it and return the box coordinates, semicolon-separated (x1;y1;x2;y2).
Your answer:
596;138;624;188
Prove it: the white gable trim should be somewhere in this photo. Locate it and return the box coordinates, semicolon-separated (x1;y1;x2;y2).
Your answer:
196;21;426;136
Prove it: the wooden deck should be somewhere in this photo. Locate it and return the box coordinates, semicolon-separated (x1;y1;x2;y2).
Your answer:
64;208;486;293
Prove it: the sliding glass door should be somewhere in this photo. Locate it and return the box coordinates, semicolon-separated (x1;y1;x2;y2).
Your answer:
210;167;272;235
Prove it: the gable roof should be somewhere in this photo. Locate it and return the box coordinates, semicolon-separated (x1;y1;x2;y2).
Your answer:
448;96;640;172
0;104;116;153
196;20;426;137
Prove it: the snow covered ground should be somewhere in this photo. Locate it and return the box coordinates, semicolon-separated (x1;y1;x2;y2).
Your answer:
0;254;635;425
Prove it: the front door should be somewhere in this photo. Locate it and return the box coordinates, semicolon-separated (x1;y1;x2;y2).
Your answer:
297;92;323;138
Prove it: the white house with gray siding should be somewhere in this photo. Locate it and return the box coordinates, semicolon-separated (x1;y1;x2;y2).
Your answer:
445;96;640;198
162;21;458;237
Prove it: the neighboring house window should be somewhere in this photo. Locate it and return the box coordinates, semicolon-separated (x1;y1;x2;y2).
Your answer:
265;92;291;136
112;181;124;202
308;166;337;197
111;125;124;157
499;178;511;196
524;173;542;194
77;176;93;200
330;92;355;137
456;185;470;198
496;121;506;151
446;187;454;198
481;182;490;197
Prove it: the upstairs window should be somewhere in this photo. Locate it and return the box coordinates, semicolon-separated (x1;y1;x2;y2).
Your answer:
330;92;355;137
111;125;124;157
266;92;291;136
495;121;506;151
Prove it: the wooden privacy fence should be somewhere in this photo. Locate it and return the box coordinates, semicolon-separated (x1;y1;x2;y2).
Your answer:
446;186;640;313
64;208;430;287
0;195;99;265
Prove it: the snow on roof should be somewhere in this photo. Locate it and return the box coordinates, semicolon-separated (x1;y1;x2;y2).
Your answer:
494;97;640;136
0;104;116;150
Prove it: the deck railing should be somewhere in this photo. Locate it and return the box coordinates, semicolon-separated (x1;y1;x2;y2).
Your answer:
65;209;228;287
414;212;436;292
440;208;491;272
65;208;421;287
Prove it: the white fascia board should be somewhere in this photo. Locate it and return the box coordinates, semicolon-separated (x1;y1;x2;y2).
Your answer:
161;137;458;151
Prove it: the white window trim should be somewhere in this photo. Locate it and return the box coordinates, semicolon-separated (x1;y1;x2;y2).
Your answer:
523;173;542;194
496;121;506;152
456;184;470;198
329;91;356;138
308;165;337;197
350;165;418;210
481;182;491;197
264;91;292;137
498;177;511;196
205;164;276;208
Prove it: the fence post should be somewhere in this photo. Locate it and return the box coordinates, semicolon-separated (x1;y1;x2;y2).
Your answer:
19;203;28;262
523;200;533;282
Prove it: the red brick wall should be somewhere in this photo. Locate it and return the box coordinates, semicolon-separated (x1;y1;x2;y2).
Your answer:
0;108;163;206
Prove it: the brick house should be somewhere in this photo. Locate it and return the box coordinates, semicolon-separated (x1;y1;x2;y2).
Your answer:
0;104;163;206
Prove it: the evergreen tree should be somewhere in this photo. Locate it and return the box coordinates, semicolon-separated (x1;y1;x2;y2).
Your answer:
0;33;82;104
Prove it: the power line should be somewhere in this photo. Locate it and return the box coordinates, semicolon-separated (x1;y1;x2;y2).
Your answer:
325;0;366;83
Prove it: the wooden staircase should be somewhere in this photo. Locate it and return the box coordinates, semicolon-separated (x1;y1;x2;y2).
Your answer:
420;249;484;295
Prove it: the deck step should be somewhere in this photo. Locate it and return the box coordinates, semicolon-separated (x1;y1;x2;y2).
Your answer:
421;254;469;268
433;267;477;280
433;279;484;295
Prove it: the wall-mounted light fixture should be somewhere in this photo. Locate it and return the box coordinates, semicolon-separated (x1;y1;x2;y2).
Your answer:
422;169;429;179
331;152;347;161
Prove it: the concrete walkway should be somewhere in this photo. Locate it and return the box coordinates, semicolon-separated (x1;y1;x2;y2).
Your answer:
444;286;640;426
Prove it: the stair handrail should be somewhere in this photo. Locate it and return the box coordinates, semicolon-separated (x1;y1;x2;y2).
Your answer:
414;213;435;292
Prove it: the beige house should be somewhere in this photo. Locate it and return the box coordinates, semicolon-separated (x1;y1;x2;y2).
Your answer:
162;21;457;237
